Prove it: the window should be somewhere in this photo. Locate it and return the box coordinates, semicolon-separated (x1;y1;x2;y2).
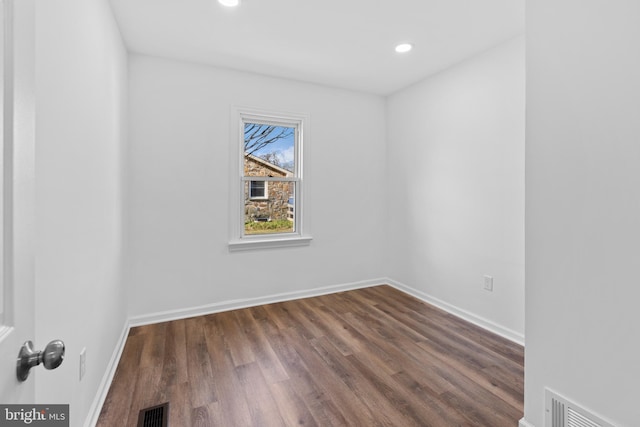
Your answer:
249;180;267;200
229;107;311;250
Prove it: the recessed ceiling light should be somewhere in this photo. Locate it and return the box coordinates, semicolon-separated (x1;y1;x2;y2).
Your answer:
218;0;240;7
395;43;413;53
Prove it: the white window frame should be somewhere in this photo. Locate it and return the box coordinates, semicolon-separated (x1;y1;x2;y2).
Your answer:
248;180;268;200
229;106;311;251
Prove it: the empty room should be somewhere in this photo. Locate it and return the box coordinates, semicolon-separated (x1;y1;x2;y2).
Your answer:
1;1;638;427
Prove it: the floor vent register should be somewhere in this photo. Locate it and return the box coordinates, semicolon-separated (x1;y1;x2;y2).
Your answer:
137;402;169;427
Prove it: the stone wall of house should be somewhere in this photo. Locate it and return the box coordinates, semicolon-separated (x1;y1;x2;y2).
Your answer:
244;181;292;221
244;156;293;223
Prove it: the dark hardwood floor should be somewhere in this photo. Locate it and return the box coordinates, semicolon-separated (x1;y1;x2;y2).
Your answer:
96;285;524;426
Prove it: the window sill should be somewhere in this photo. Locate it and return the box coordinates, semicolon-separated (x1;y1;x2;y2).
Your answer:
228;235;312;252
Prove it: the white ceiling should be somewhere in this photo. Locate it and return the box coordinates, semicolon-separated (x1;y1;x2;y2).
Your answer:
108;0;524;95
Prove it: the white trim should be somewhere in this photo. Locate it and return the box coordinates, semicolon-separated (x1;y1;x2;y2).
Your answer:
229;105;309;246
83;322;130;427
0;0;5;327
518;418;535;427
386;278;525;345
0;0;13;330
228;234;312;252
129;278;385;327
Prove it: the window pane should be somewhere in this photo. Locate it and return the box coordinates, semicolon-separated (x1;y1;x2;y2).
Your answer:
244;123;295;177
249;180;266;199
244;181;295;235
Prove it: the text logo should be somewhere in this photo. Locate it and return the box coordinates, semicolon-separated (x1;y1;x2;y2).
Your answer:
0;405;68;426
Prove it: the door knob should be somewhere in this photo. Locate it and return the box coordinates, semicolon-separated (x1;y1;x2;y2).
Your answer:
16;340;65;382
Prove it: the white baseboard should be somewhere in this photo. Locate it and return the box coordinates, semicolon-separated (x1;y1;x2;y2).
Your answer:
519;418;535;427
83;322;131;427
128;278;387;327
385;278;525;345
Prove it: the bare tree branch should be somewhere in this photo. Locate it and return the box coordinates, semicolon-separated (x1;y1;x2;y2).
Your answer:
244;124;294;157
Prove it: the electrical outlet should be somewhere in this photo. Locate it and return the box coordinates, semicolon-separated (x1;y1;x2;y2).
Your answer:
79;348;86;381
483;275;493;292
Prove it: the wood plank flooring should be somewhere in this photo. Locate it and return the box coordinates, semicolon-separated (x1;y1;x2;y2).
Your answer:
96;285;524;426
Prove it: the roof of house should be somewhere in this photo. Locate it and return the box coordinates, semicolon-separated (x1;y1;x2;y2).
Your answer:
245;154;293;177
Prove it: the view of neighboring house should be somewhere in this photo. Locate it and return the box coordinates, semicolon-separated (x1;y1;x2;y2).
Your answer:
244;154;294;223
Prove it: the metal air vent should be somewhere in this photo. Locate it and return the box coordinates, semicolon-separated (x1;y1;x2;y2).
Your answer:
137;402;169;427
546;389;614;427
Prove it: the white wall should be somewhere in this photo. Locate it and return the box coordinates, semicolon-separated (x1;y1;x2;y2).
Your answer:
125;55;387;317
525;2;640;426
34;0;127;425
386;38;525;340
